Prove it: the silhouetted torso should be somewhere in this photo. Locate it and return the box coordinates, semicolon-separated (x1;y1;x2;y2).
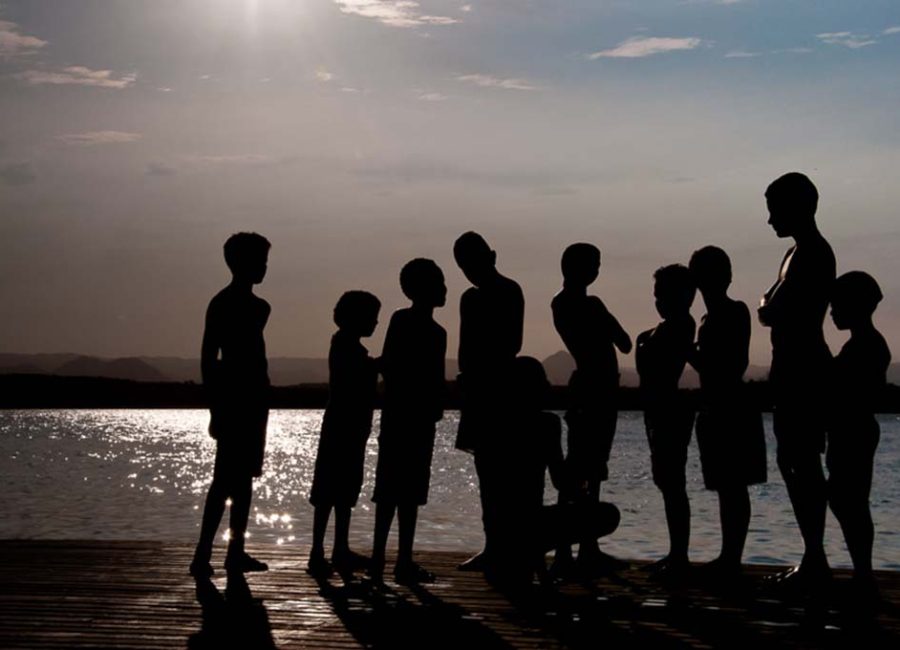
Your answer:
204;285;270;394
551;292;619;390
637;314;696;406
695;299;750;401
832;330;891;425
762;234;836;382
458;275;524;380
381;308;447;419
324;330;378;417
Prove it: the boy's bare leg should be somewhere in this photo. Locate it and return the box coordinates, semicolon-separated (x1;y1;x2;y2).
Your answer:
191;476;227;576
332;506;367;571
369;503;395;581
224;475;267;572
719;486;750;570
307;506;333;577
395;504;434;583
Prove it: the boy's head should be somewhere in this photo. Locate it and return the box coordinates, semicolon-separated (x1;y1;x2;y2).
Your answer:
561;243;600;287
334;290;381;337
831;271;883;331
765;172;818;238
512;356;551;405
224;232;270;284
653;264;696;319
400;258;447;308
688;245;731;297
453;231;496;287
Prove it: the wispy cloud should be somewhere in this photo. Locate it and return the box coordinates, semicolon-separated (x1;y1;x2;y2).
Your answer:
315;69;335;82
146;162;177;177
0;19;47;57
725;50;760;58
334;1;459;28
417;92;447;101
884;26;900;36
456;74;537;91
816;32;877;49
460;4;473;12
772;47;813;54
16;66;136;89
0;162;37;186
57;131;142;146
589;36;704;59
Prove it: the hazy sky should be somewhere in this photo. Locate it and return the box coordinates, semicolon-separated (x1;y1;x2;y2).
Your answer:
2;0;899;366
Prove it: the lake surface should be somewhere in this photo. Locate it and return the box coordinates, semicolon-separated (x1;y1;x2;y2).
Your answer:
1;409;899;569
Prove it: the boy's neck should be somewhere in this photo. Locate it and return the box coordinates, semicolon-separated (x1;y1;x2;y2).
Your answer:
410;302;434;317
338;328;363;342
850;318;876;338
229;278;255;293
701;291;729;310
561;282;588;296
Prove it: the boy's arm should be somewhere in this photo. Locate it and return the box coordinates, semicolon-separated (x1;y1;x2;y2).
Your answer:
607;311;633;355
545;415;567;492
200;301;221;395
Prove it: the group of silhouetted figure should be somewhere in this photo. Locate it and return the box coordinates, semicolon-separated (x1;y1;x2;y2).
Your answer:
189;172;891;601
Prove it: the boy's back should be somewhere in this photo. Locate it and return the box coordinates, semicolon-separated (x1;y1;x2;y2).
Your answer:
206;286;270;390
833;330;891;422
382;307;447;418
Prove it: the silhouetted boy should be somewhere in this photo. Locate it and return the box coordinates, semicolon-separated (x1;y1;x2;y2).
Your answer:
551;242;631;575
308;291;381;578
191;232;272;578
636;264;696;580
369;259;448;584
827;271;890;599
688;246;767;580
489;357;620;588
758;172;835;588
453;232;524;571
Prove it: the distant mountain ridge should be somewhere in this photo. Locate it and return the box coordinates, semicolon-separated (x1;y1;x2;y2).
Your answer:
2;352;899;387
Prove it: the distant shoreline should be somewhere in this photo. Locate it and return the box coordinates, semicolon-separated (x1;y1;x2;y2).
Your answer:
3;373;900;412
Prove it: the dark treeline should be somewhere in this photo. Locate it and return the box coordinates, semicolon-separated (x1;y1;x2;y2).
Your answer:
4;373;900;413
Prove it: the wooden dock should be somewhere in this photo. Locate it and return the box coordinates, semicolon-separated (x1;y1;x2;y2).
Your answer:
1;541;899;649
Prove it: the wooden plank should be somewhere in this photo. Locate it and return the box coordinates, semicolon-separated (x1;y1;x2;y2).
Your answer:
0;541;898;649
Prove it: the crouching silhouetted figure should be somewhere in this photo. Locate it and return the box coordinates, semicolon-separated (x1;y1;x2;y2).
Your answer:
485;357;620;589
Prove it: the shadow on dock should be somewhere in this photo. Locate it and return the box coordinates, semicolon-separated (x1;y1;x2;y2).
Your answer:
1;541;899;649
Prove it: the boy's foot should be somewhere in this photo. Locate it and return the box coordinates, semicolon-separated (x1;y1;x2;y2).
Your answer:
331;549;369;573
224;552;269;574
189;559;214;579
549;553;578;580
457;551;488;572
366;556;386;584
394;561;436;585
642;556;672;574
647;557;690;583
763;562;831;595
306;554;334;579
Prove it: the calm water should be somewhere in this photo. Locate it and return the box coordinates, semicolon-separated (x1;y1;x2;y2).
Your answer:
1;409;899;569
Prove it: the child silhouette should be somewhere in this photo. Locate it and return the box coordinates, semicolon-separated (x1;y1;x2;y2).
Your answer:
308;290;381;578
636;264;696;581
191;232;272;578
369;259;448;585
551;243;631;576
688;246;767;580
827;271;891;600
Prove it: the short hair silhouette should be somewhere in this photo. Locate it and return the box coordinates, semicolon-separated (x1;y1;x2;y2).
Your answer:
833;271;883;316
224;232;271;273
654;264;696;311
453;231;492;262
400;258;443;302
688;245;732;292
333;291;381;330
765;172;819;219
561;243;600;283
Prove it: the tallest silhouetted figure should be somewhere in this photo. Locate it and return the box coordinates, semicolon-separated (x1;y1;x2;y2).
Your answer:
453;232;525;572
758;172;836;588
